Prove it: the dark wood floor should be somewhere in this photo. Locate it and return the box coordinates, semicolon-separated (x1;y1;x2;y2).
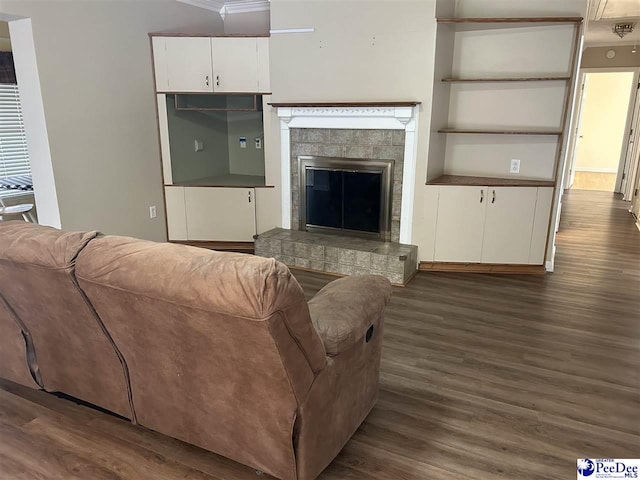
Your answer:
1;189;638;479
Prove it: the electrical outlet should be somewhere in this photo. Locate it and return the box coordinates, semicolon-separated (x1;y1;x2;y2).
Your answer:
194;139;203;152
510;159;521;174
239;137;246;149
255;137;262;149
149;205;157;219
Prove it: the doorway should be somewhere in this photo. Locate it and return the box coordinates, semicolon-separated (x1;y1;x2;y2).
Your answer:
569;71;637;192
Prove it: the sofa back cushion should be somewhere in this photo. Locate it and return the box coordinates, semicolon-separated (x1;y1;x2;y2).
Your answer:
75;235;326;480
0;221;134;419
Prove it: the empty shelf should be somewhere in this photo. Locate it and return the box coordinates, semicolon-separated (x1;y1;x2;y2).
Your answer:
426;175;556;187
442;76;571;82
439;128;562;136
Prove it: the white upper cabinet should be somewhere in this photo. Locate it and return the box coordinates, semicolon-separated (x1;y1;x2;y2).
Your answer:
211;38;259;93
152;36;270;93
153;37;213;93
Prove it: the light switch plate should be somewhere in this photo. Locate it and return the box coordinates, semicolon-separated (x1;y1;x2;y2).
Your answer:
510;159;521;174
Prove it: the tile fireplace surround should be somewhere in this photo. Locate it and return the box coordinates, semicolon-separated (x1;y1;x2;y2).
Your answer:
256;104;420;285
290;128;404;242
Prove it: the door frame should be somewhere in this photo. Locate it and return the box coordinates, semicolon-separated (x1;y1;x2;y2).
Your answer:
563;72;588;189
564;67;640;194
620;77;640;200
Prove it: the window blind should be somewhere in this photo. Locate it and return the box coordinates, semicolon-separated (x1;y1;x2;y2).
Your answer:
0;84;31;179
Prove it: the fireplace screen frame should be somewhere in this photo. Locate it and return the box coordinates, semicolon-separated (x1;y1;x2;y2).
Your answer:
298;155;394;241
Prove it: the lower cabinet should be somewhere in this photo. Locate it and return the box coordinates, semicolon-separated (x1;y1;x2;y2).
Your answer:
434;186;486;262
433;186;553;265
481;187;538;264
164;186;256;242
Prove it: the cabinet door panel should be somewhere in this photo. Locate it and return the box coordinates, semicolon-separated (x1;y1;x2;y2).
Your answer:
164;37;213;92
434;186;487;263
529;187;553;264
185;188;256;241
211;38;258;93
165;187;187;241
482;187;537;264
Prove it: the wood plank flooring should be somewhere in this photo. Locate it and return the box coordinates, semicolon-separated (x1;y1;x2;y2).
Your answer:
572;171;617;191
0;189;638;479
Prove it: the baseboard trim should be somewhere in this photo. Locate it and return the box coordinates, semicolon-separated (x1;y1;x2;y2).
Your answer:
574;167;618;173
169;240;254;253
418;262;546;275
545;245;556;272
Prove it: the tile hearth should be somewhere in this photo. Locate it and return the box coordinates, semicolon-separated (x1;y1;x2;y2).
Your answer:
255;228;418;285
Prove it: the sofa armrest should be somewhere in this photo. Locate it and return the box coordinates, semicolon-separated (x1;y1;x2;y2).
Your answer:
307;275;391;356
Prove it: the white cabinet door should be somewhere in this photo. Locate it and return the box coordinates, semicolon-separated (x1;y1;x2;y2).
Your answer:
164;187;188;241
529;187;553;264
185;188;256;241
153;37;213;92
482;187;537;264
211;38;259;93
434;186;487;263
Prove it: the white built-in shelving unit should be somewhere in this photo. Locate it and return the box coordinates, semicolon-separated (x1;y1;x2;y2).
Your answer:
421;16;583;269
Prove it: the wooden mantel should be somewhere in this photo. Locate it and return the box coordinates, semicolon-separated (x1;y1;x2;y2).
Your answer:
267;101;421;108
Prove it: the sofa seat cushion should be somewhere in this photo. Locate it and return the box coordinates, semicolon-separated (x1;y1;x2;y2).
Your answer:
308;275;391;356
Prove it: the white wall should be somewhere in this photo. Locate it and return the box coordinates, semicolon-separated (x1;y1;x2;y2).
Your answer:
582;47;640;68
455;0;587;17
0;0;223;240
165;100;230;183
223;10;270;35
575;72;635;172
227;111;265;177
267;0;440;253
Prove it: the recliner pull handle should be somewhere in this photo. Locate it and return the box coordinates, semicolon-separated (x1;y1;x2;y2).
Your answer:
365;325;374;343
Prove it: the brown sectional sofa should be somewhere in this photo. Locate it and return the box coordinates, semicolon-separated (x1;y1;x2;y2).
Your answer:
0;221;392;480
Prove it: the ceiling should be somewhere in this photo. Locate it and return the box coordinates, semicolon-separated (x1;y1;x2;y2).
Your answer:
585;0;640;47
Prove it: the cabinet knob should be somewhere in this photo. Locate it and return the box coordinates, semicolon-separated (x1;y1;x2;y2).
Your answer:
216;75;220;87
248;191;252;203
205;75;209;87
480;189;484;203
492;190;496;204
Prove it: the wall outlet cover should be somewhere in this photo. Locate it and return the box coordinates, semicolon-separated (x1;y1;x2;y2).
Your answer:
510;159;521;174
240;137;247;149
194;139;204;152
149;205;157;219
255;137;262;149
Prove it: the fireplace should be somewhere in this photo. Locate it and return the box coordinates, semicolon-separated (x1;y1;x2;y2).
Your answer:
254;104;420;285
275;104;419;245
298;156;393;241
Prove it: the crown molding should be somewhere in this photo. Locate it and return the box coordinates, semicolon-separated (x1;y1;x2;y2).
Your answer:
220;1;270;19
177;0;225;13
